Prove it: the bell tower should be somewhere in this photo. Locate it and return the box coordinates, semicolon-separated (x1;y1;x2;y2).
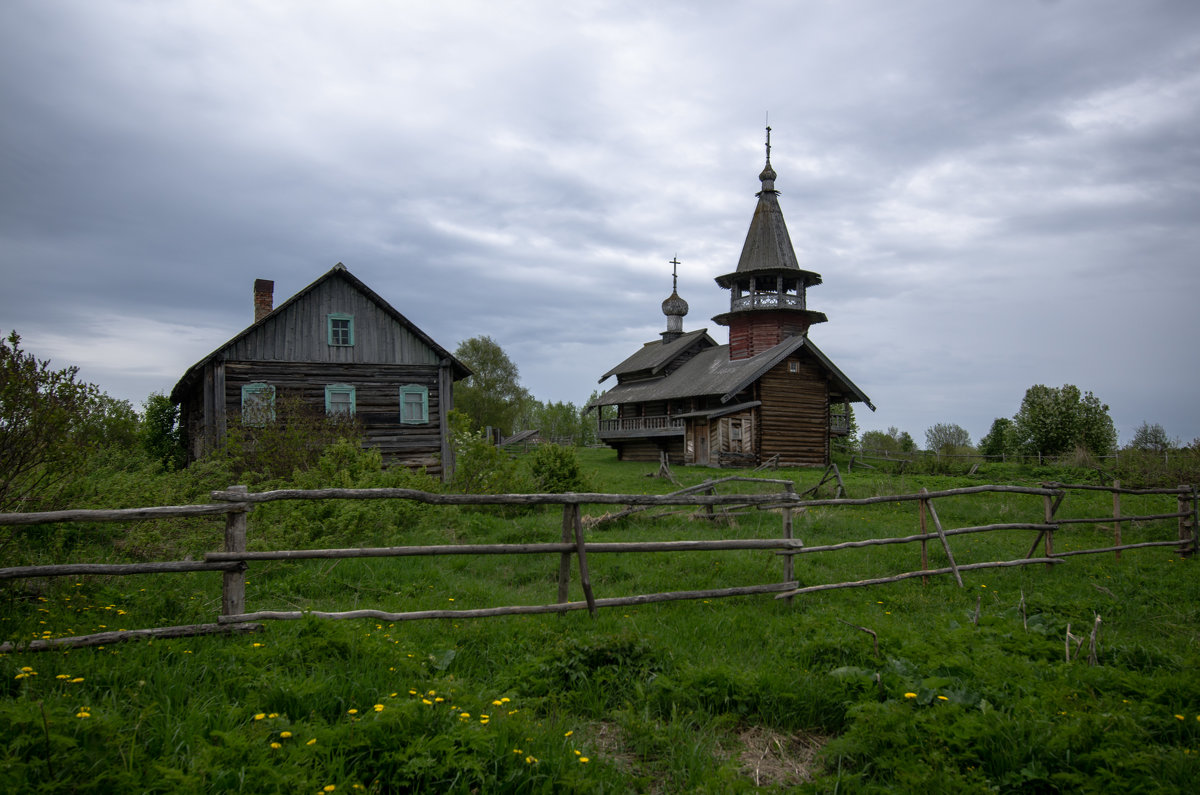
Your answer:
712;127;827;359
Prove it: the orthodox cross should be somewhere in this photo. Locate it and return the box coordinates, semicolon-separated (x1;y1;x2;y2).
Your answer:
765;124;772;163
669;255;680;291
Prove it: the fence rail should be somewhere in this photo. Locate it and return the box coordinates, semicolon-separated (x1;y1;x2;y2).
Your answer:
1;479;1195;653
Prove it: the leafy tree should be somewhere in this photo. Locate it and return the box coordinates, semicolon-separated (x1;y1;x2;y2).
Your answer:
860;426;916;455
0;331;137;512
924;422;971;454
142;392;186;470
519;399;587;445
978;417;1017;457
1011;384;1117;456
453;336;530;436
1128;421;1176;452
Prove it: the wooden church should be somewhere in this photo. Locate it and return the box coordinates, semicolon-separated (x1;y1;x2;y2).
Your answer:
593;130;874;466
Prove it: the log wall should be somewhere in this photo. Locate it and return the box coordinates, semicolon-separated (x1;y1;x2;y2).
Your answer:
758;356;829;465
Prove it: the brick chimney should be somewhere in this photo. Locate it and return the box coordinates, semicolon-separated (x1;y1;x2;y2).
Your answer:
253;279;274;323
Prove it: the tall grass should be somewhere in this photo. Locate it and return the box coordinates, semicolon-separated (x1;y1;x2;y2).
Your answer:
2;448;1198;792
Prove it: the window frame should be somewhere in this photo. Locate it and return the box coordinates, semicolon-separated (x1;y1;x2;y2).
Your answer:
399;384;429;425
240;382;276;426
327;313;355;347
324;383;356;417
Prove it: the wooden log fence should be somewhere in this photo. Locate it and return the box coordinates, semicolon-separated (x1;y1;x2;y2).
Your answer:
1;479;1196;653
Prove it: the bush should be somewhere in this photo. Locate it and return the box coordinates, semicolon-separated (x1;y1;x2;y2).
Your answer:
525;444;590;493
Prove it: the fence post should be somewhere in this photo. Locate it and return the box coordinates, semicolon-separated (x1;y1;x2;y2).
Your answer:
221;485;249;618
1192;486;1199;559
558;504;573;604
1112;479;1121;561
569;503;598;617
1179;485;1195;560
782;483;797;603
1043;494;1054;566
919;492;929;586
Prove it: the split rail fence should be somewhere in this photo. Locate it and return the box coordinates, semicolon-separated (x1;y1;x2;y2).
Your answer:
1;479;1196;654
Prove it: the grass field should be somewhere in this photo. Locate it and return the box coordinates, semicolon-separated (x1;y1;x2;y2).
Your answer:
2;448;1199;792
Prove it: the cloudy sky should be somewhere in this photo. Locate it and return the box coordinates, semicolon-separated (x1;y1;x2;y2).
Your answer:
3;0;1198;447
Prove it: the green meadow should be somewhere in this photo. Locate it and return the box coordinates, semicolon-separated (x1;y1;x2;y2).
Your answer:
2;448;1199;793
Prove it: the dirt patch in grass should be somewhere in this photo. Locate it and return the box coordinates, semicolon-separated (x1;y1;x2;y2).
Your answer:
737;726;827;787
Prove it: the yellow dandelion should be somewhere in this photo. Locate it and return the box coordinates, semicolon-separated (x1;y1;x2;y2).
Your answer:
324;786;336;792
434;697;444;703
492;700;503;706
422;699;432;706
501;697;510;703
347;709;358;715
21;666;34;672
409;690;417;695
70;678;84;683
374;704;385;712
254;713;266;721
579;757;590;763
268;713;278;718
307;738;317;746
937;695;949;701
564;730;573;737
280;731;292;739
904;692;917;699
270;742;281;749
1175;714;1185;720
56;674;70;680
75;711;91;719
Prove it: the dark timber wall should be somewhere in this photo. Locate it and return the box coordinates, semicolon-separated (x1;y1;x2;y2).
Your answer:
758;356;829;465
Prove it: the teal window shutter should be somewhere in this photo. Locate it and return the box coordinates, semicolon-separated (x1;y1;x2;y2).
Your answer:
325;384;356;416
399;384;428;425
327;313;354;346
241;382;275;425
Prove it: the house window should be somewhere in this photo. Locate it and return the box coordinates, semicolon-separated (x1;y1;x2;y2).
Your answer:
788;360;799;373
325;384;356;417
327;313;355;346
241;382;275;426
399;384;429;424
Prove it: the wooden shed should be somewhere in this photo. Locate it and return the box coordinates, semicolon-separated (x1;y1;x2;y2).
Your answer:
170;263;470;478
593;130;874;466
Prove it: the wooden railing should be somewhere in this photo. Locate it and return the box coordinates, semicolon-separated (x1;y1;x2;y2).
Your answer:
598;416;686;434
1;481;1195;654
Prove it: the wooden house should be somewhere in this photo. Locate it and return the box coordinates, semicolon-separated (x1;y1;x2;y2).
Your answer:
170;263;471;478
593;131;874;466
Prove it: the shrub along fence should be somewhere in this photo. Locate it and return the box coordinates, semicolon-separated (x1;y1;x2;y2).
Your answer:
1;480;1195;654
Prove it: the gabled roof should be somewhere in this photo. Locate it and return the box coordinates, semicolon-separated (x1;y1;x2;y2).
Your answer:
170;263;470;402
593;334;874;411
598;328;718;383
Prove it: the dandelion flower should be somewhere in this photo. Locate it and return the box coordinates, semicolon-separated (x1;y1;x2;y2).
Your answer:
76;711;91;719
937;696;949;701
579;757;590;763
268;713;278;718
21;667;34;673
324;786;336;792
564;730;573;737
409;690;417;696
56;674;70;680
280;731;292;739
347;709;358;715
422;699;432;706
1175;714;1185;721
492;700;504;706
374;704;385;712
71;678;84;683
307;738;317;746
254;713;266;721
904;693;917;699
270;742;282;749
